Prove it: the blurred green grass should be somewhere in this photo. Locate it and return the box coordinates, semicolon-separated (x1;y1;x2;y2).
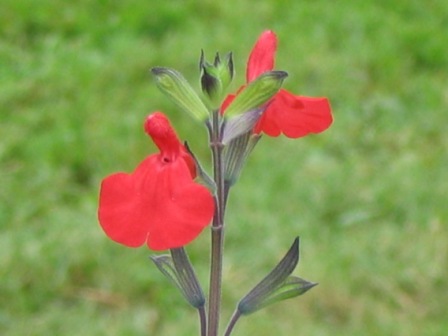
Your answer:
1;0;447;335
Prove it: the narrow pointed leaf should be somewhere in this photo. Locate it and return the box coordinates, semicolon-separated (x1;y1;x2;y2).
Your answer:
248;276;318;313
237;237;301;315
184;142;217;194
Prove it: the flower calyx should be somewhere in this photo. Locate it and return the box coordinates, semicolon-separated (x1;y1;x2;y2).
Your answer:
151;247;205;309
223;70;287;117
151;67;210;121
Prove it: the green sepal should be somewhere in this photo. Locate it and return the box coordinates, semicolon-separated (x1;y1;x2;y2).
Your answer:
221;106;264;186
151;67;209;121
184;141;217;195
224;70;287;117
223;131;261;187
221;107;264;145
151;247;205;308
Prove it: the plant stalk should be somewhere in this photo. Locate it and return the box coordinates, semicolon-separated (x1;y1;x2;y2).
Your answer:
207;110;227;336
223;310;241;336
199;305;207;336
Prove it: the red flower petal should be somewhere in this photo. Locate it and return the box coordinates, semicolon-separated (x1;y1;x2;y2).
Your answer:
98;171;148;247
98;155;214;250
246;30;277;82
145;168;215;250
254;89;333;138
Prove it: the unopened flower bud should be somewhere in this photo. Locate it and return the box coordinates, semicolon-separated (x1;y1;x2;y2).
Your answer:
200;51;234;106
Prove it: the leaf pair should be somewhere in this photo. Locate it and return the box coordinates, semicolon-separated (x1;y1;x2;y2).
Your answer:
237;237;317;315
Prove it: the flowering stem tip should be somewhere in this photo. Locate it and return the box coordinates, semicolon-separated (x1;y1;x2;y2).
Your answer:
98;29;333;336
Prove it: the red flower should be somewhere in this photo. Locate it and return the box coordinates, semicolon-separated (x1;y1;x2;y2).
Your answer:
98;112;214;251
224;30;333;138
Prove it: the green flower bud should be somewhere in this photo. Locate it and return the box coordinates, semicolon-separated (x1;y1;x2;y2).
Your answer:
200;51;234;107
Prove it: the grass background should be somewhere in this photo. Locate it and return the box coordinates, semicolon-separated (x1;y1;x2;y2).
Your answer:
1;0;447;335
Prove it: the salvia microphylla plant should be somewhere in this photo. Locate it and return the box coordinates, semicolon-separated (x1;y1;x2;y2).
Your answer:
98;30;333;336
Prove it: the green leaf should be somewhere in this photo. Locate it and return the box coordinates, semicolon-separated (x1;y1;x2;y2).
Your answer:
252;276;318;312
184;141;217;195
237;237;316;315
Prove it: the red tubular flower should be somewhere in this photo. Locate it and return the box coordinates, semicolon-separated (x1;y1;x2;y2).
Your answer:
224;30;333;138
98;112;214;251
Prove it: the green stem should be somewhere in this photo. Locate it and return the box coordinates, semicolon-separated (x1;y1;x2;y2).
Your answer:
223;310;241;336
207;110;227;336
198;305;207;336
208;227;224;336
